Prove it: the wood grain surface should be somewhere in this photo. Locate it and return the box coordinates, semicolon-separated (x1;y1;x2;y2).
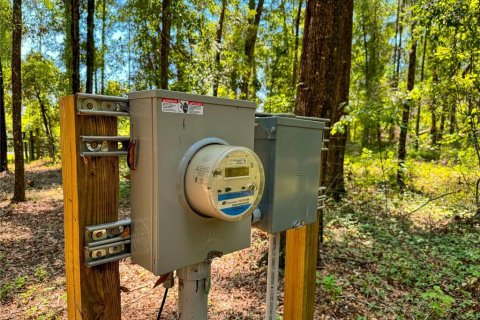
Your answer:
59;96;121;319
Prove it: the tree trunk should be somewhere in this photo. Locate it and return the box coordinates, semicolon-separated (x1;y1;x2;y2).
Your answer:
160;0;171;90
69;0;80;94
35;90;55;161
0;58;8;172
395;13;404;86
240;0;265;100
291;0;303;91
392;0;404;87
213;0;227;97
430;91;438;146
295;0;354;199
449;104;456;134
438;105;446;141
101;0;106;95
414;34;427;151
35;128;41;158
397;40;417;189
12;0;25;201
86;0;95;93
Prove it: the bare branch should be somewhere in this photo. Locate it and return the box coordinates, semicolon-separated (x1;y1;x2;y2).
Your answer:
407;190;462;215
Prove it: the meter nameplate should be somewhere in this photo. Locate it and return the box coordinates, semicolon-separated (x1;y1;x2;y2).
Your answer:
161;98;204;115
228;158;247;166
193;166;210;184
218;190;254;216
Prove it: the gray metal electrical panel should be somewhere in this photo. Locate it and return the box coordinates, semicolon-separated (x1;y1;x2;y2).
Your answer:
129;90;257;275
254;115;325;233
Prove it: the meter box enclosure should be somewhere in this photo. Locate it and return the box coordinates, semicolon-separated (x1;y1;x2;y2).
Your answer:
254;115;324;233
129;90;262;275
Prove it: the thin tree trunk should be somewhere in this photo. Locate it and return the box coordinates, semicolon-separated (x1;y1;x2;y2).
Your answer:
12;0;25;201
70;0;80;93
101;0;106;94
392;0;404;87
430;66;438;145
397;40;417;189
213;0;227;97
160;0;171;90
86;0;95;93
361;14;369;92
0;58;8;172
240;0;265;100
35;128;41;158
395;14;404;85
291;0;303;92
392;0;400;82
414;33;427;151
35;90;55;161
295;0;354;199
449;105;456;134
439;106;446;141
389;0;404;142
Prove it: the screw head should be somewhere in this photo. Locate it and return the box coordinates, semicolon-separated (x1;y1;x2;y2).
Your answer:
86;103;93;109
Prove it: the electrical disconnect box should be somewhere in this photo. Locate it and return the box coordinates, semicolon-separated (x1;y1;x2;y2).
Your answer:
129;90;264;275
254;114;325;233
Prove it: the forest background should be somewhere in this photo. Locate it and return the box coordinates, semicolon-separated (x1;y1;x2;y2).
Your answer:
0;0;479;319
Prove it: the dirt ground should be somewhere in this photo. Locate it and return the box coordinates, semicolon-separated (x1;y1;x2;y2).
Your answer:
3;162;477;319
0;162;297;319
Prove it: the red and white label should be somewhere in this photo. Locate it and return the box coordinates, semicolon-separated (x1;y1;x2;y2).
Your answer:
161;98;204;115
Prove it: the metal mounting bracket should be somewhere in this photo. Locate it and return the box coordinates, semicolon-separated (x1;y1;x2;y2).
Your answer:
84;219;131;267
76;93;129;117
80;135;130;157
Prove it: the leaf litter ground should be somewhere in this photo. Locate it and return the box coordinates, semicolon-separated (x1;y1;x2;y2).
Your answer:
1;161;479;319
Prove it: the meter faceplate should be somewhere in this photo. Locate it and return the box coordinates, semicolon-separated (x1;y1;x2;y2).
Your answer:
129;90;257;275
185;144;264;221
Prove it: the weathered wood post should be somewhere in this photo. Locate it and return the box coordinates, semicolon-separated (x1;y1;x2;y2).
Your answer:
284;220;319;319
59;95;122;319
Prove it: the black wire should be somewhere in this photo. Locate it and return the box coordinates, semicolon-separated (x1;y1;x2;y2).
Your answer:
156;287;169;320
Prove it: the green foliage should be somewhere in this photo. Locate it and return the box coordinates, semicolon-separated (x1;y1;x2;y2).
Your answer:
321;152;479;318
34;266;47;282
421;286;455;316
0;275;28;300
348;0;397;146
317;273;343;301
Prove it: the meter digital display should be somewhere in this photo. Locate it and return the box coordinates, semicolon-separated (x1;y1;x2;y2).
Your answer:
184;144;265;221
225;167;249;178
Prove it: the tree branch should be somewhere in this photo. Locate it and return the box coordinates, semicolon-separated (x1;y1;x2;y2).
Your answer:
407;190;461;214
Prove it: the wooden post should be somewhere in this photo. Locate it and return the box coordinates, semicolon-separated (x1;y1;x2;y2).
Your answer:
284;219;319;320
59;96;121;319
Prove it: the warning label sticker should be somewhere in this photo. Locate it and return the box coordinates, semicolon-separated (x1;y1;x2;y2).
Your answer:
161;98;204;115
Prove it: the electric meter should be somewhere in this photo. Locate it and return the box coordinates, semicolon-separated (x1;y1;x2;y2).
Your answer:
185;144;265;221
